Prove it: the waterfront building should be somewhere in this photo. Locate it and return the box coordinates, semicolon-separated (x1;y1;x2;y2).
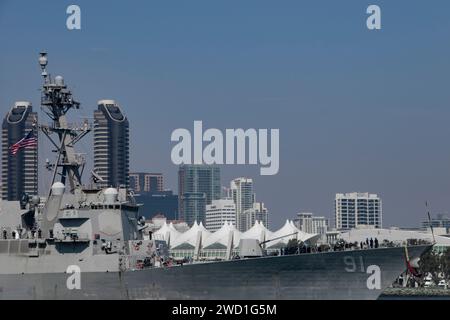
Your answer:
2;101;38;200
241;202;269;232
150;219;181;245
143;214;188;241
170;221;212;260
168;219;319;261
178;164;221;226
230;177;255;232
200;221;242;259
267;220;318;249
241;220;272;244
293;212;328;235
93;100;129;188
335;192;382;230
205;199;236;232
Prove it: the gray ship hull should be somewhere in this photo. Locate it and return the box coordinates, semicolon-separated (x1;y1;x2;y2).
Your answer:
0;245;429;300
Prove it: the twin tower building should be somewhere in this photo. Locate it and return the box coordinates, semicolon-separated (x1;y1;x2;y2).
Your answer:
1;100;129;201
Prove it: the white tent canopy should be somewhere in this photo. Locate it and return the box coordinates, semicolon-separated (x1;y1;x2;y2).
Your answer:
171;221;211;249
203;221;242;249
241;220;272;244
153;222;181;246
167;219;320;251
266;220;319;248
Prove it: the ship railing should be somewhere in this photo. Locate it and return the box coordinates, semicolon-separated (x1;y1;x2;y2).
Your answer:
325;240;429;253
53;232;90;243
119;254;173;271
120;255;148;271
41;121;92;131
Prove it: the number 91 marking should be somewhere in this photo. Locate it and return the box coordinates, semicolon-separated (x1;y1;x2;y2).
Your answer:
343;256;381;290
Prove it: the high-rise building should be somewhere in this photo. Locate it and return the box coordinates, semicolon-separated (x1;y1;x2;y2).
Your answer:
205;199;236;232
2;101;38;200
178;164;221;226
180;192;206;226
335;192;382;230
230;177;254;232
241;202;268;232
93;100;129;188
129;172;163;193
293;212;328;235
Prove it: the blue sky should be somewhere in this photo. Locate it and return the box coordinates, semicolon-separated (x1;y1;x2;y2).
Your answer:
1;0;450;228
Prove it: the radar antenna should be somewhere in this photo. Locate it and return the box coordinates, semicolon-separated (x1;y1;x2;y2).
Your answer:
38;52;91;194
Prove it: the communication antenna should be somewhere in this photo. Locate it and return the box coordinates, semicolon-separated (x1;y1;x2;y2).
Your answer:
425;201;436;244
38;52;48;80
38;52;92;193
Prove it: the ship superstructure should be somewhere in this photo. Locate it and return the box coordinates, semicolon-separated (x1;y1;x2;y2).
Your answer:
0;53;431;300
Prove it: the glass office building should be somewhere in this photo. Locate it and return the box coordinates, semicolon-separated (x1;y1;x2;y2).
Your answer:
178;165;221;226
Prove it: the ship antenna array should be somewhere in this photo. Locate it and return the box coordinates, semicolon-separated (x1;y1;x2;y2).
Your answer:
38;52;92;194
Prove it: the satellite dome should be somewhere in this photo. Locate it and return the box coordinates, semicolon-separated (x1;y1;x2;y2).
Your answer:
104;187;118;204
55;75;64;86
51;182;65;196
104;187;118;195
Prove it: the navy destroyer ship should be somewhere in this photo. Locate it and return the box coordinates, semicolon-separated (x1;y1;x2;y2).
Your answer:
0;53;431;300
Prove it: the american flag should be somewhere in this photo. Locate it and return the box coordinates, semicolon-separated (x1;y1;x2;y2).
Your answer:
9;130;38;155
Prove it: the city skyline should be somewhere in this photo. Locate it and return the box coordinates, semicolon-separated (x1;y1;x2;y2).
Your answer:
2;1;450;229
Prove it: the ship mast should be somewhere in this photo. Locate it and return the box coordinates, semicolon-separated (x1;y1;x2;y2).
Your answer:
38;52;91;194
